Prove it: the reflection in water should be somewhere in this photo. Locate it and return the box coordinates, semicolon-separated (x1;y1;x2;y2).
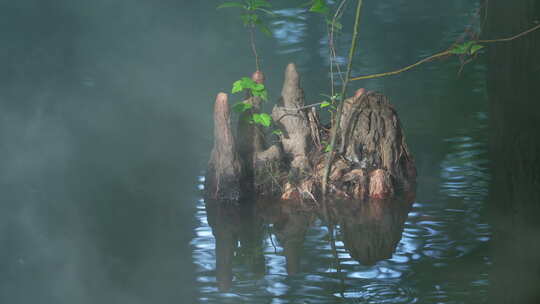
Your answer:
203;194;414;294
188;0;494;302
193;112;491;303
205;201;266;291
329;197;414;266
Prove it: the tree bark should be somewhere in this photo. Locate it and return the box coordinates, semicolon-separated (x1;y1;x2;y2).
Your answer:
206;63;416;202
272;63;312;172
205;93;242;201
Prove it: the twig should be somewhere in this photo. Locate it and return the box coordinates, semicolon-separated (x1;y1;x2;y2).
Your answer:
249;26;261;71
349;50;451;81
478;23;540;43
327;0;348;126
282;101;327;111
329;0;349;89
349;23;540;82
321;0;364;196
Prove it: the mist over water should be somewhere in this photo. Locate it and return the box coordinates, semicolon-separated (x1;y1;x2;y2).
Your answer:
0;1;218;302
3;0;534;303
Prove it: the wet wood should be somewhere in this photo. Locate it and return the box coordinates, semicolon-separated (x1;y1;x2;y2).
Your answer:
271;63;311;172
205;63;416;202
205;93;242;201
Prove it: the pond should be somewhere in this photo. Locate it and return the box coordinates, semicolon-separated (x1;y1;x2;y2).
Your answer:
0;1;516;303
193;0;492;303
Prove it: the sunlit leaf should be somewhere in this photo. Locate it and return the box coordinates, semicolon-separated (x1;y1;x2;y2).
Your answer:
450;41;475;55
272;129;283;135
258;113;272;127
241;77;255;86
232;80;244;93
469;44;484;55
217;1;245;9
252;113;272;127
320;101;331;108
252;83;265;91
233;77;255;93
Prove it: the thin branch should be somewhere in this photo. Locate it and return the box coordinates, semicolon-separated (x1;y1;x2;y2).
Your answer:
322;0;364;196
349;23;540;82
249;26;261;71
329;0;349;87
350;50;451;81
478;23;540;43
282;101;328;111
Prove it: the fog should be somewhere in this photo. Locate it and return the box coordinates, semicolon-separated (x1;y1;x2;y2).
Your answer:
0;1;231;302
4;0;537;303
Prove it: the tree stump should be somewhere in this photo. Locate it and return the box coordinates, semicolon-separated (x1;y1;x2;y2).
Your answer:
205;63;416;203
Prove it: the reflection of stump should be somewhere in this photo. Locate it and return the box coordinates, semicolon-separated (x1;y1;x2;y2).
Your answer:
205;63;416;202
206;201;266;292
330;197;413;265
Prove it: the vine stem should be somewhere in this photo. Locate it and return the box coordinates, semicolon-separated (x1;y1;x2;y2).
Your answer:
249;26;261;71
321;0;364;197
349;23;540;82
328;0;348;126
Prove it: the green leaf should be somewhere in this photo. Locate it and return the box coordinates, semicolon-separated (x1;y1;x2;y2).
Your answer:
232;80;244;93
309;0;329;15
217;1;245;9
259;89;268;101
232;101;253;113
240;77;256;88
232;77;267;100
232;77;258;93
469;44;484;55
324;144;333;153
252;113;272;127
252;83;265;91
450;41;475;55
272;129;283;135
320;101;331;108
252;89;268;101
259;113;272;127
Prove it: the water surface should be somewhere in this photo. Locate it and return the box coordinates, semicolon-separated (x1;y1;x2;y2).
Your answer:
1;1;496;303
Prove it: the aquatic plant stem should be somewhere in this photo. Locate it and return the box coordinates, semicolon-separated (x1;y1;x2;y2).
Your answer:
321;0;363;196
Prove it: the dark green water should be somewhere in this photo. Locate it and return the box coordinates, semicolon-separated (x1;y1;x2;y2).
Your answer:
1;1;537;303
